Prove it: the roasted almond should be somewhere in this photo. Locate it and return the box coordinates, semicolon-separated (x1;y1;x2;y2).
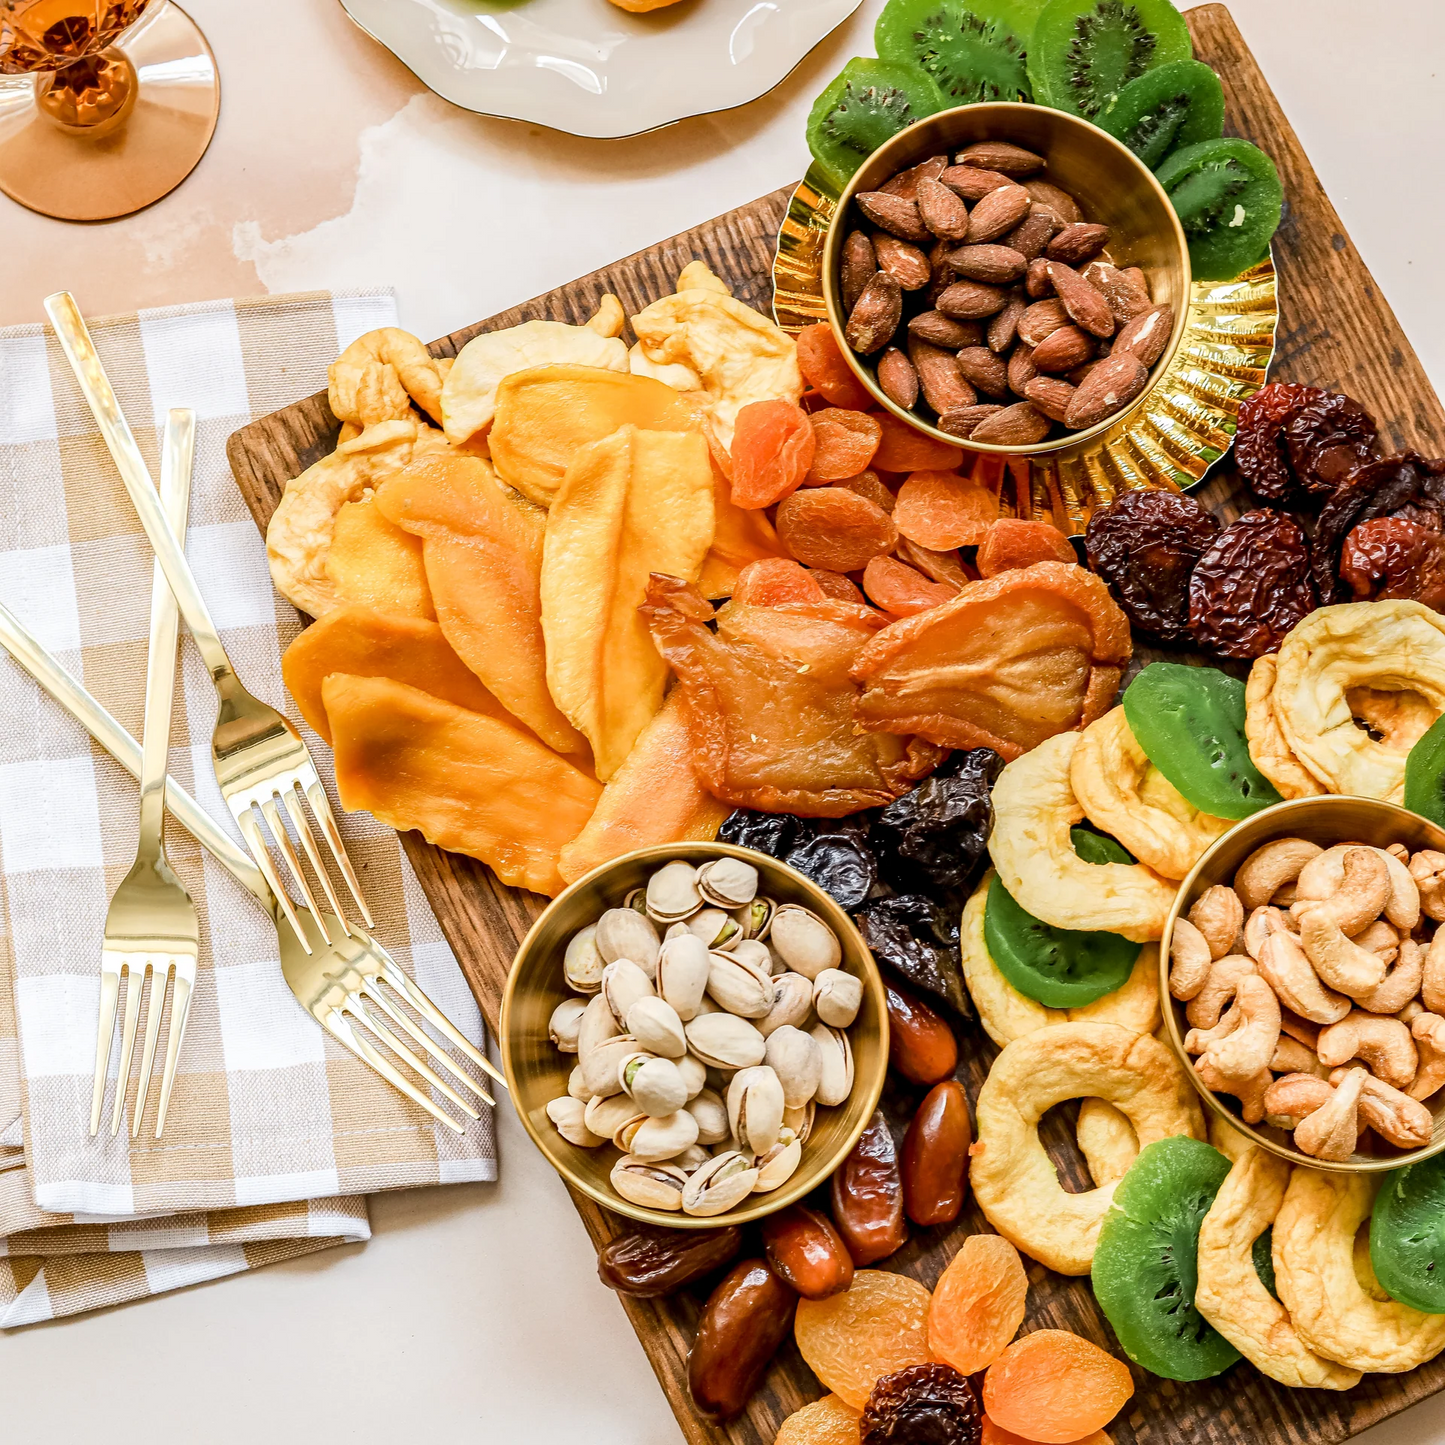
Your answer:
1023;178;1083;225
969;402;1052;446
1046;222;1111;266
908;311;984;349
938;166;1013;203
1064;352;1149;429
1122;265;1150;297
841;231;876;314
1047;261;1116;339
1082;261;1152;326
1007;343;1038;397
873;233;932;291
915;177;972;242
1017;297;1069;347
936;279;1010;320
1024;376;1078;424
987;293;1026;353
845;271;902;354
1112;304;1175;368
1025;258;1053;300
956;140;1044;177
924;240;953;306
855;191;931;244
908;338;977;415
937;404;1004;439
946;243;1028;285
877;346;920;410
1031;323;1095;374
964;184;1032;244
1066;360;1101;387
879;155;948;200
955;345;1010;398
1002;204;1061;262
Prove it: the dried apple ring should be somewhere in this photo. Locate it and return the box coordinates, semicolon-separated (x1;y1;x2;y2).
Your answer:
1274;1169;1445;1374
1244;654;1325;801
1196;1147;1363;1390
776;487;900;572
970;1022;1204;1275
1075;1096;1139;1187
987;732;1175;942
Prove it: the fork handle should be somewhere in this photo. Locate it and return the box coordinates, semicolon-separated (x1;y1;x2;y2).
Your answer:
43;293;235;687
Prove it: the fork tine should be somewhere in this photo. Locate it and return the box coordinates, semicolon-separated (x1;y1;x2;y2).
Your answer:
315;1006;466;1134
131;963;171;1138
360;979;494;1106
236;808;312;955
154;971;194;1138
110;966;145;1137
281;784;350;937
304;777;373;928
347;996;481;1120
373;957;508;1091
90;964;122;1136
259;795;332;945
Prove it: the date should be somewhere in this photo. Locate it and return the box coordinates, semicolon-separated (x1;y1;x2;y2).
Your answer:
598;1224;743;1298
831;1111;907;1266
688;1259;797;1422
900;1080;972;1226
761;1204;855;1300
885;982;958;1086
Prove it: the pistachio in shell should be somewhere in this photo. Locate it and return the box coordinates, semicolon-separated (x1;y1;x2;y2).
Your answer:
602;957;655;1028
548;997;587;1052
564;923;605;993
627;995;687;1058
612;1156;687;1211
769;905;842;980
754;1132;803;1192
764;1024;822;1109
656;933;710;1021
706;949;774;1019
687;1087;730;1145
681;1151;759;1216
630;1109;700;1163
728;1065;786;1156
812;969;864;1029
646;860;703;922
685;1013;767;1071
596;907;661;977
546;1095;605;1147
758;973;815;1038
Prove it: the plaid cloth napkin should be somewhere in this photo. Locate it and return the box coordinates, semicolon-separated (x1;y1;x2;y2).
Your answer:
0;289;497;1326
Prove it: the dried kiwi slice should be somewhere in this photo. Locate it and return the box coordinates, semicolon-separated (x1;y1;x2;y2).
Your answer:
1370;1154;1445;1314
1096;58;1224;169
1092;1136;1243;1381
1402;710;1445;828
875;0;1042;105
1028;0;1192;118
1155;137;1283;282
805;57;947;190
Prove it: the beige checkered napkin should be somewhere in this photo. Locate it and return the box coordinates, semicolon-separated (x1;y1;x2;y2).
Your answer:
0;290;497;1326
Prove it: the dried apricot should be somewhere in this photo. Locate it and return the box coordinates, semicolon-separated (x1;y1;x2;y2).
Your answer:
976;519;1077;577
927;1235;1029;1375
812;569;870;606
732;557;828;607
982;1331;1134;1444
731;399;816;509
777;487;900;572
777;1394;864;1445
899;538;972;588
798;324;874;410
864;556;956;618
894;471;999;550
839;471;898;513
810;410;883;483
983;1420;1110;1445
795;1270;936;1411
872;412;967;473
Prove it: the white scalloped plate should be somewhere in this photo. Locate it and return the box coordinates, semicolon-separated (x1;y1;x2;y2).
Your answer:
339;0;860;140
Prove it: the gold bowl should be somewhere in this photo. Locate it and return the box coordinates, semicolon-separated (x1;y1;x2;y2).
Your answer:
501;842;889;1227
821;102;1192;458
1160;795;1445;1173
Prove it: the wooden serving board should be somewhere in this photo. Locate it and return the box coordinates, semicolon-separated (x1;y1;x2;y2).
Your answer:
227;8;1445;1442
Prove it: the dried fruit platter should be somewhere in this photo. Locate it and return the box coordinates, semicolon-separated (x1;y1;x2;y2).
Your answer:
226;6;1445;1442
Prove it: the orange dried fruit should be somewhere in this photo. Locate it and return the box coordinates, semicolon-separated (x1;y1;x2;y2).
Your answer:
851;562;1131;759
811;569;869;606
776;487;900;572
982;1331;1134;1444
872;412;966;473
839;470;897;514
327;497;434;620
894;471;999;550
927;1235;1029;1375
864;556;956;618
983;1420;1110;1445
899;537;971;589
701;453;790;599
797;324;874;410
977;519;1077;577
809;409;882;484
733;557;827;607
731;399;816;509
794;1270;936;1411
776;1395;863;1445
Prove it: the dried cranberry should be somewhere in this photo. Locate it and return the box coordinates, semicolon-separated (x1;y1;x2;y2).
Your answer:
1282;390;1378;493
1340;516;1445;610
862;1363;982;1445
1188;509;1316;658
1235;382;1322;501
1084;489;1220;641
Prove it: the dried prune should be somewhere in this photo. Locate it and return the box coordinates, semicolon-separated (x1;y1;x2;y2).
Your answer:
1235;382;1320;501
786;832;878;910
598;1225;743;1297
862;1362;982;1445
1187;509;1316;659
1283;389;1378;493
1341;516;1445;609
1085;489;1219;641
719;809;802;858
857;894;972;1018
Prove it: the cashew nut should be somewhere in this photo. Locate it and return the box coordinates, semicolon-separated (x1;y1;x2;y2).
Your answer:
1235;837;1323;911
1316;1012;1418;1089
1257;931;1352;1026
1357;938;1425;1016
1294;1067;1367;1162
1279;1008;1321;1050
1295;844;1421;933
1409;1012;1445;1102
1298;911;1389;999
1196;1056;1271;1125
1204;974;1281;1083
1169;917;1213;1001
1244;905;1297;962
1291;847;1390;937
1398;998;1426;1026
1347;1072;1433;1148
1408;849;1445;922
1186;1005;1242;1057
1424;931;1445;1016
1271;1035;1331;1078
1271;882;1299;906
1186;954;1258;1030
1352;919;1400;964
1263;1072;1334;1129
1189;885;1246;960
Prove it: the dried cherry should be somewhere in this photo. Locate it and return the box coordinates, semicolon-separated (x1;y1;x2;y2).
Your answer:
718;808;802;858
1283;388;1378;493
598;1225;743;1297
1187;508;1316;658
1084;489;1219;641
786;832;878;910
861;1363;982;1445
1340;516;1445;609
1234;382;1322;501
857;894;972;1018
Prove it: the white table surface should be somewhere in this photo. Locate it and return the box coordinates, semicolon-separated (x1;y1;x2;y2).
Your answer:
5;1;1445;1440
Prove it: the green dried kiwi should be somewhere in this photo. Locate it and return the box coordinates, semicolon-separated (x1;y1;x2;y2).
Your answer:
1096;58;1224;169
875;0;1042;105
805;57;947;190
1404;712;1445;829
1253;1227;1278;1300
1370;1154;1445;1314
1155;137;1283;282
1028;0;1192;118
1092;1136;1243;1381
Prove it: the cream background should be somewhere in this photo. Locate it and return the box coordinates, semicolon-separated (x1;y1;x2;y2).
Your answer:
4;0;1445;1439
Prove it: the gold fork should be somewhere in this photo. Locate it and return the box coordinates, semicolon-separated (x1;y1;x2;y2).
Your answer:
0;609;505;1134
44;291;368;955
92;409;200;1138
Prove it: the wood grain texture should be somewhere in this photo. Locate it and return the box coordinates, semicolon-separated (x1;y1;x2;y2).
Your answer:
225;8;1445;1442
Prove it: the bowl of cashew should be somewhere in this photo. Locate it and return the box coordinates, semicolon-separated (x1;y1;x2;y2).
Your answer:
1160;794;1445;1172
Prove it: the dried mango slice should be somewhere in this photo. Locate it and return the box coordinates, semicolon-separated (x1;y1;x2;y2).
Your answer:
777;487;900;572
542;426;715;779
852;562;1132;759
488;364;698;507
324;673;601;897
327;497;434;620
894;471;999;550
282;604;513;744
375;452;587;756
557;692;730;884
644;575;938;817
